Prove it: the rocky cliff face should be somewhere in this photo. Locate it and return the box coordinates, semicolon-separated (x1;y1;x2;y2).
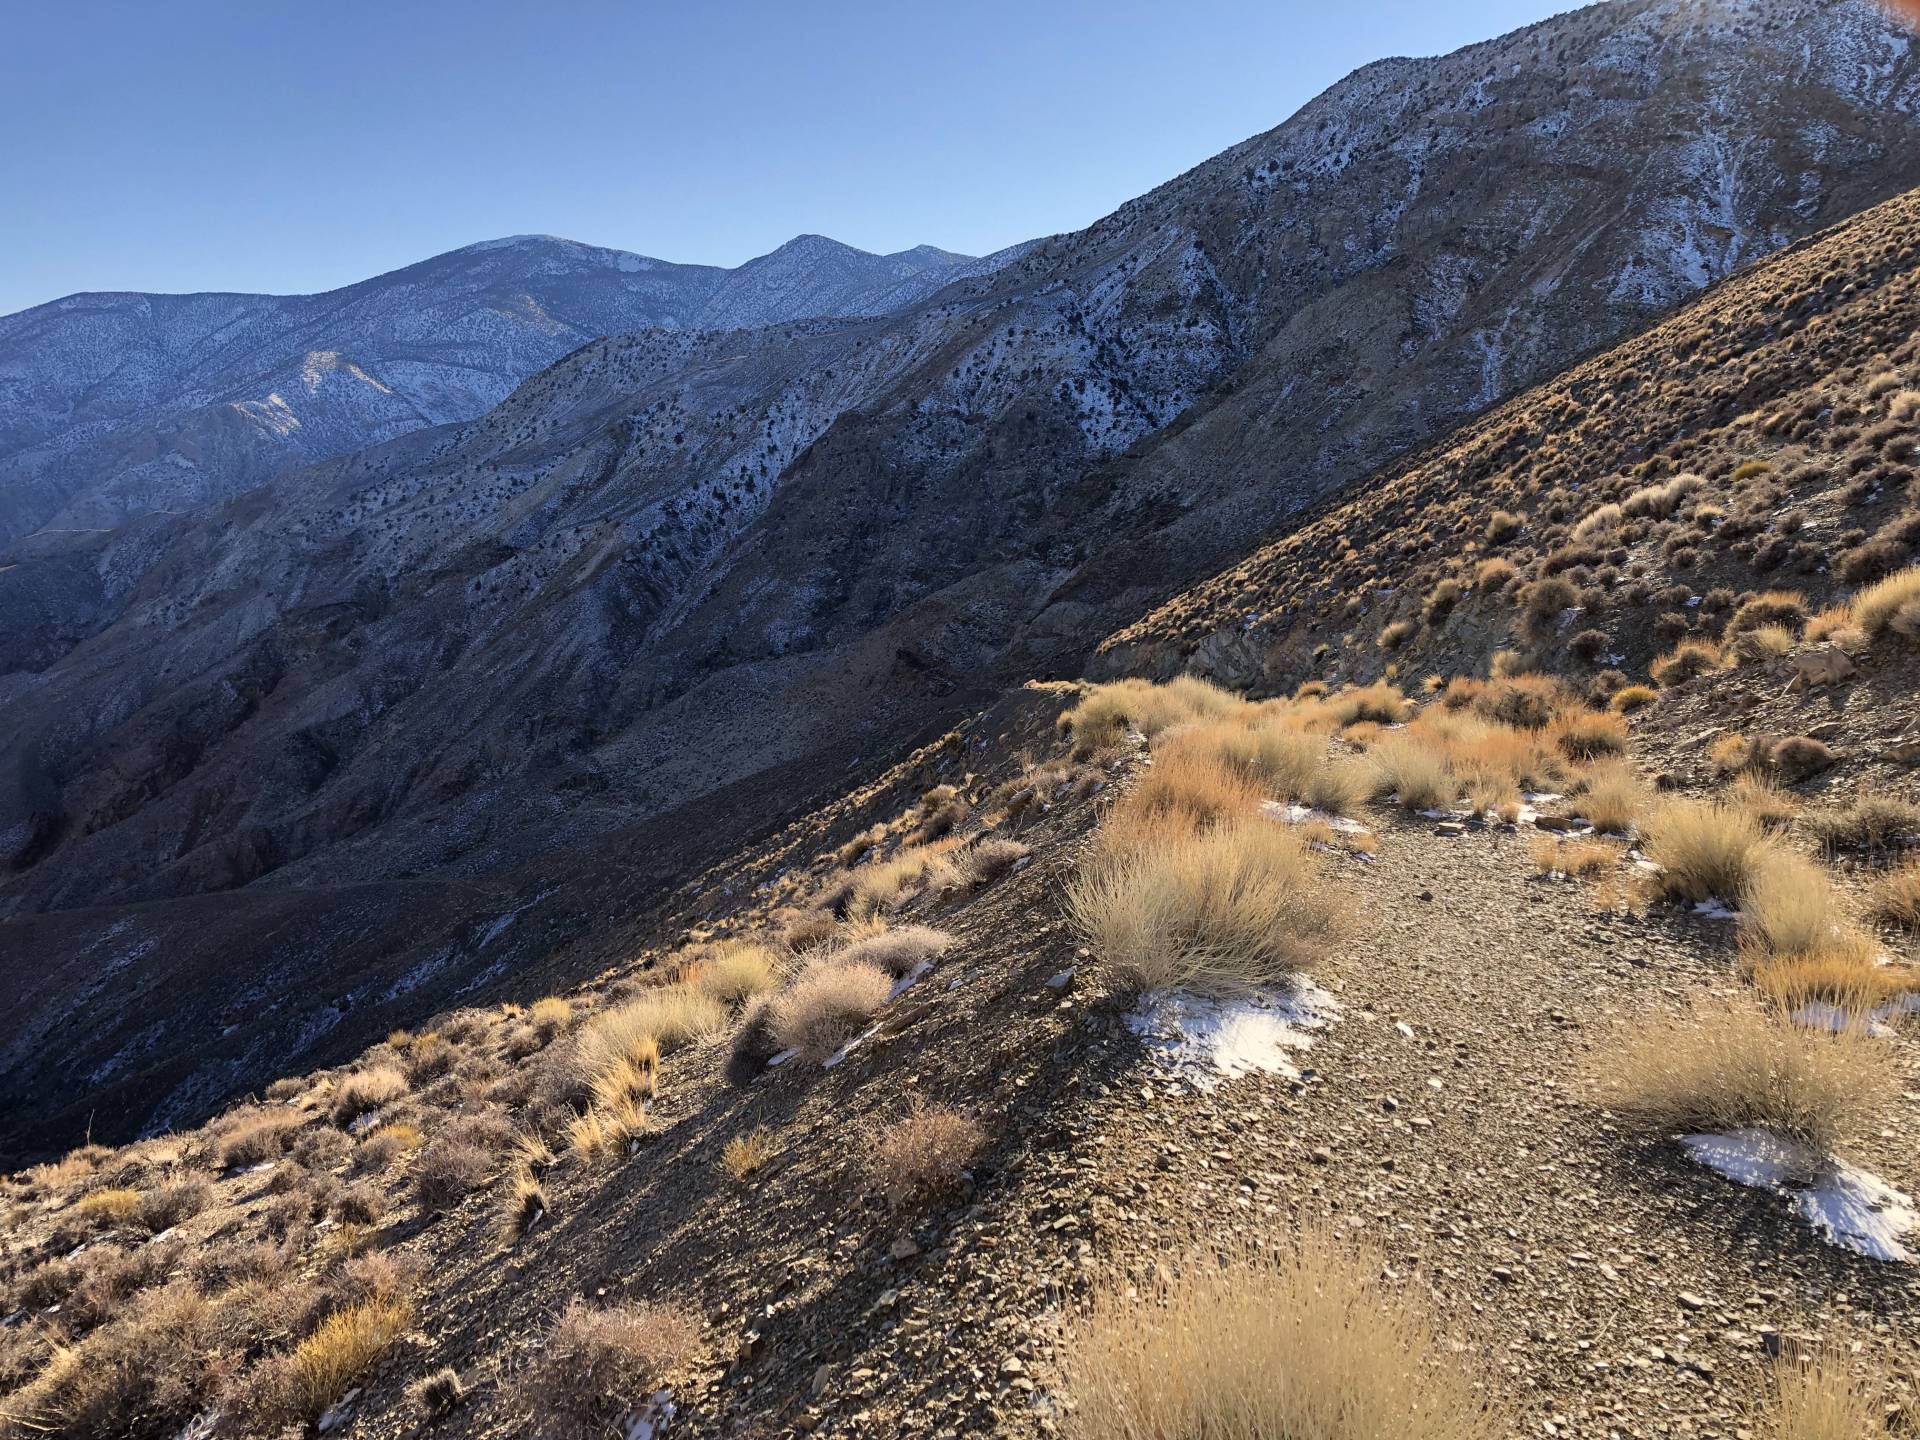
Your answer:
0;234;984;545
3;0;1918;1156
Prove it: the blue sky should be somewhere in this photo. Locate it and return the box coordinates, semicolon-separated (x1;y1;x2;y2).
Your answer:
0;0;1576;314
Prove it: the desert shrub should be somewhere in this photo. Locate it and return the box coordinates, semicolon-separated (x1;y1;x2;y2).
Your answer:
1423;577;1464;623
1731;624;1794;662
412;1140;491;1214
1478;673;1572;730
565;1097;651;1165
1650;640;1722;686
1522;575;1579;623
67;1188;141;1232
1567;627;1610;662
497;1168;549;1241
529;996;574;1038
720;1126;774;1181
1594;996;1892;1150
1058;676;1242;748
521;1299;702;1440
1119;743;1262;834
1474;556;1517;593
240;1294;413;1429
1622;472;1703;519
781;909;840;952
401;1032;456;1083
1301;757;1371;817
1728;589;1807;633
1058;1230;1498;1440
214;1109;305;1169
1749;944;1914;1015
578;987;728;1074
1529;835;1624;876
1609;684;1657;713
135;1179;210;1235
1711;733;1775;778
1576;761;1646;834
410;1367;468;1420
1756;1345;1892;1440
846;846;947;918
870;1100;984;1210
768;960;892;1062
331;1067;409;1127
1873;859;1920;931
835;925;954;978
1807;796;1920;856
947;837;1028;887
352;1122;425;1175
1573;502;1624;539
1377;619;1417;650
1548;709;1627;760
1485;509;1523;543
1849;564;1920;640
1643;799;1771;902
1367;737;1454;811
1322;681;1412;726
1733;774;1800;830
687;942;781;1005
1738;849;1847;959
1068;817;1351;994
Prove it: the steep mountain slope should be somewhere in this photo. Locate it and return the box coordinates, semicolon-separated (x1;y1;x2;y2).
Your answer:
5;0;1920;1155
0;235;982;544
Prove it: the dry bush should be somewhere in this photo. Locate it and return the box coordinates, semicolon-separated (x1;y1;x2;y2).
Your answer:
1850;564;1920;640
412;1139;491;1213
846;845;948;918
521;1299;702;1440
1609;684;1657;713
1058;1230;1499;1440
1807;796;1920;857
1367;736;1454;811
529;996;574;1038
1529;835;1624;877
239;1294;413;1429
869;1100;984;1210
1749;945;1916;1014
720;1126;774;1181
565;1096;652;1165
578;986;728;1075
1475;556;1517;591
1756;1346;1896;1439
725;996;782;1086
1172;719;1323;797
1873;859;1920;931
497;1168;549;1241
1378;619;1417;650
947;836;1029;888
352;1121;425;1175
590;1050;658;1113
769;960;892;1062
1643;799;1772;902
1771;736;1836;784
410;1366;468;1420
67;1187;141;1231
0;1283;226;1438
1121;742;1263;834
1651;640;1723;686
401;1032;456;1083
1739;849;1848;958
1622;472;1703;519
1729;590;1808;633
1733;774;1800;830
1594;996;1893;1150
835;924;954;978
686;942;781;1005
781;908;840;951
1069;817;1351;995
1059;676;1242;748
1322;681;1410;726
1548;709;1627;760
1732;624;1795;663
331;1066;408;1126
1577;761;1646;834
134;1179;210;1235
214;1108;304;1169
1301;757;1371;816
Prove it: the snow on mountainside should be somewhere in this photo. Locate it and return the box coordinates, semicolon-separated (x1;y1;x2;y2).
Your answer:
0;233;985;544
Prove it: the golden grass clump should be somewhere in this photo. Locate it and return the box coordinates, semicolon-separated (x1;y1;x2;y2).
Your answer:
1642;798;1771;903
1873;858;1920;931
1058;1230;1500;1440
578;986;728;1075
1169;718;1324;798
1529;835;1625;877
1749;946;1915;1015
768;960;892;1062
686;942;781;1004
1121;743;1263;834
1548;708;1627;760
1849;565;1920;640
720;1126;775;1181
529;996;574;1037
1609;683;1657;713
521;1300;702;1440
1068;817;1351;995
565;1096;652;1165
1367;735;1454;811
845;845;948;918
330;1066;409;1126
68;1187;141;1230
1321;680;1411;726
255;1295;414;1426
1738;849;1847;959
1594;996;1894;1150
835;924;954;978
1576;760;1646;834
1757;1346;1894;1440
1650;639;1724;686
1059;676;1243;748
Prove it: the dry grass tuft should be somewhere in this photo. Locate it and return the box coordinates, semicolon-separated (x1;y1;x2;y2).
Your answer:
331;1066;409;1126
1756;1346;1893;1439
413;1139;491;1214
835;924;954;978
686;942;781;1005
769;960;892;1062
579;986;728;1076
410;1367;468;1420
720;1126;775;1181
1738;849;1847;959
1873;859;1920;931
247;1294;414;1427
1850;565;1920;640
1059;676;1243;748
1642;799;1772;903
1058;1229;1499;1440
1367;736;1455;811
870;1100;984;1211
1609;684;1657;713
1577;761;1647;834
565;1097;652;1165
1069;817;1351;995
529;996;574;1038
1594;996;1894;1150
1529;835;1625;877
1807;796;1920;858
1549;709;1628;760
497;1168;549;1241
521;1299;702;1440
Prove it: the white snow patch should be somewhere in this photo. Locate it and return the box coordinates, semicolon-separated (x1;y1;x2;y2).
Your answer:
1126;983;1338;1088
1692;898;1740;921
1682;1130;1916;1263
623;1390;676;1439
1262;800;1371;835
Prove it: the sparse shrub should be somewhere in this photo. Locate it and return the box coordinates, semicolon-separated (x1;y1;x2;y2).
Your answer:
1756;1345;1892;1440
1567;627;1610;663
835;924;954;978
1474;556;1517;592
1871;859;1920;931
1643;799;1771;902
1622;472;1703;519
720;1126;774;1181
870;1100;983;1210
687;942;781;1004
1058;676;1242;749
411;1367;468;1421
565;1097;651;1164
1549;709;1627;760
1650;640;1722;686
1576;761;1646;834
132;1180;209;1235
529;996;574;1038
1119;743;1261;834
1322;681;1412;726
1850;564;1920;640
413;1140;491;1214
1368;736;1454;811
948;836;1028;887
242;1294;413;1428
1058;1230;1498;1440
1609;684;1657;713
353;1122;425;1175
1068;816;1351;994
1733;774;1800;830
215;1108;305;1169
1594;996;1892;1150
1729;589;1807;633
331;1066;409;1127
1807;795;1920;856
1738;849;1847;959
1522;575;1579;624
401;1032;456;1083
1485;509;1523;544
332;1181;386;1226
1377;618;1417;650
1529;834;1624;877
67;1187;141;1231
725;995;782;1086
782;909;840;952
521;1299;702;1440
769;960;892;1062
1732;624;1794;662
1423;577;1464;624
578;987;728;1075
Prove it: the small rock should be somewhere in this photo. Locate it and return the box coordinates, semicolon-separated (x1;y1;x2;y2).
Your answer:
1678;1291;1709;1311
812;1364;833;1397
1044;967;1076;993
1534;815;1580;833
1884;736;1920;766
1309;1148;1333;1165
1435;822;1466;837
889;1237;921;1261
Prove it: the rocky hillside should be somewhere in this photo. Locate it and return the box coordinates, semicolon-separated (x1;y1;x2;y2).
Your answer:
0;235;986;544
5;0;1920;1159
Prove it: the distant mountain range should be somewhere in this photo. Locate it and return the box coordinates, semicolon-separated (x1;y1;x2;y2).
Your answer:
0;233;1008;544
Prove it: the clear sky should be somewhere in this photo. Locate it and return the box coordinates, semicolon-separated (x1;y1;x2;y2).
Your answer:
0;0;1579;315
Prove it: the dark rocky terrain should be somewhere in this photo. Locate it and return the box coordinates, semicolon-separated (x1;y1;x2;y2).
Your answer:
4;0;1919;1160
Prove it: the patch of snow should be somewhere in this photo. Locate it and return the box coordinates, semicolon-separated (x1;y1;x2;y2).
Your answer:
1692;898;1740;921
1126;983;1338;1088
887;960;934;1002
765;1048;798;1068
1682;1130;1916;1263
1262;800;1371;835
624;1390;677;1440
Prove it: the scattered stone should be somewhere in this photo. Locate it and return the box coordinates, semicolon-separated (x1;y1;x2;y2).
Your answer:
1677;1291;1709;1311
890;1237;921;1261
1044;968;1076;993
